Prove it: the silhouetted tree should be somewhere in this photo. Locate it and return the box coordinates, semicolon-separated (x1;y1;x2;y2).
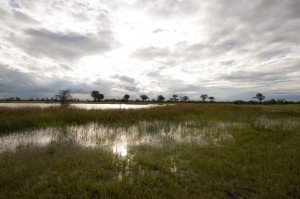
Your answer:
140;95;149;102
123;94;130;101
91;91;100;101
91;91;104;101
277;98;287;104
172;94;179;102
98;93;104;101
200;94;208;102
55;90;72;107
157;95;165;102
253;93;265;103
181;96;189;102
208;96;215;102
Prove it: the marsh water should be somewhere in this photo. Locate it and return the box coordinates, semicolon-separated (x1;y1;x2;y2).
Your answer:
0;121;233;156
0;103;164;109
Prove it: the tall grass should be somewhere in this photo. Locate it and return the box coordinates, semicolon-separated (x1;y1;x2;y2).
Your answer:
0;104;271;134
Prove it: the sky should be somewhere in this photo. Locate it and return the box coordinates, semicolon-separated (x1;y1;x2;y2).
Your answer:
0;0;300;101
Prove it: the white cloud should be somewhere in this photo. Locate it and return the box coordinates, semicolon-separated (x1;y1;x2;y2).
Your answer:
0;0;299;101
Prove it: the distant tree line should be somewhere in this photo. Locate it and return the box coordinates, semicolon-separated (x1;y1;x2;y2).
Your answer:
234;98;294;105
234;93;297;104
1;91;299;105
89;90;216;103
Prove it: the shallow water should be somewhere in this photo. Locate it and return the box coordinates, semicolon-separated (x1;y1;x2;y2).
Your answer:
0;121;233;156
0;103;164;109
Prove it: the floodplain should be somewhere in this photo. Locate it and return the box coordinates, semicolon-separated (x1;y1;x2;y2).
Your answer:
0;104;299;198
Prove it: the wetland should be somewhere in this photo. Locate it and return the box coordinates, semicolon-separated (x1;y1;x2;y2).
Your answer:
0;104;299;198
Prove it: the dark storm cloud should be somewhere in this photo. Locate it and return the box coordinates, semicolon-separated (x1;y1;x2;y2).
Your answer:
2;67;134;100
218;63;300;90
0;65;87;97
0;65;144;99
9;29;117;61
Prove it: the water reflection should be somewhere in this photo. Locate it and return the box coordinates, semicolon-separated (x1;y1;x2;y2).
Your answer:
0;121;234;155
0;103;165;110
112;135;128;157
0;129;56;152
72;104;164;110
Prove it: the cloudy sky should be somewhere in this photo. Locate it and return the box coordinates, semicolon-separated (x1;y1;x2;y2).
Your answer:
0;0;299;101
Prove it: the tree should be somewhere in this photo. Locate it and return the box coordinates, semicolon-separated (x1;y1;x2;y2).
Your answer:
91;91;104;102
157;95;165;102
277;98;287;104
208;96;215;102
123;94;130;101
98;93;104;101
172;94;179;102
253;93;265;103
181;96;189;102
140;95;149;102
200;94;208;102
55;90;72;107
91;91;100;101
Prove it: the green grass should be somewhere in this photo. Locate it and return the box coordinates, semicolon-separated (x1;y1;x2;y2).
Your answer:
0;104;299;198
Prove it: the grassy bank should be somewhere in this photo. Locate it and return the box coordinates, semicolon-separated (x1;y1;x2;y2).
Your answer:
0;104;299;198
1;103;294;134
